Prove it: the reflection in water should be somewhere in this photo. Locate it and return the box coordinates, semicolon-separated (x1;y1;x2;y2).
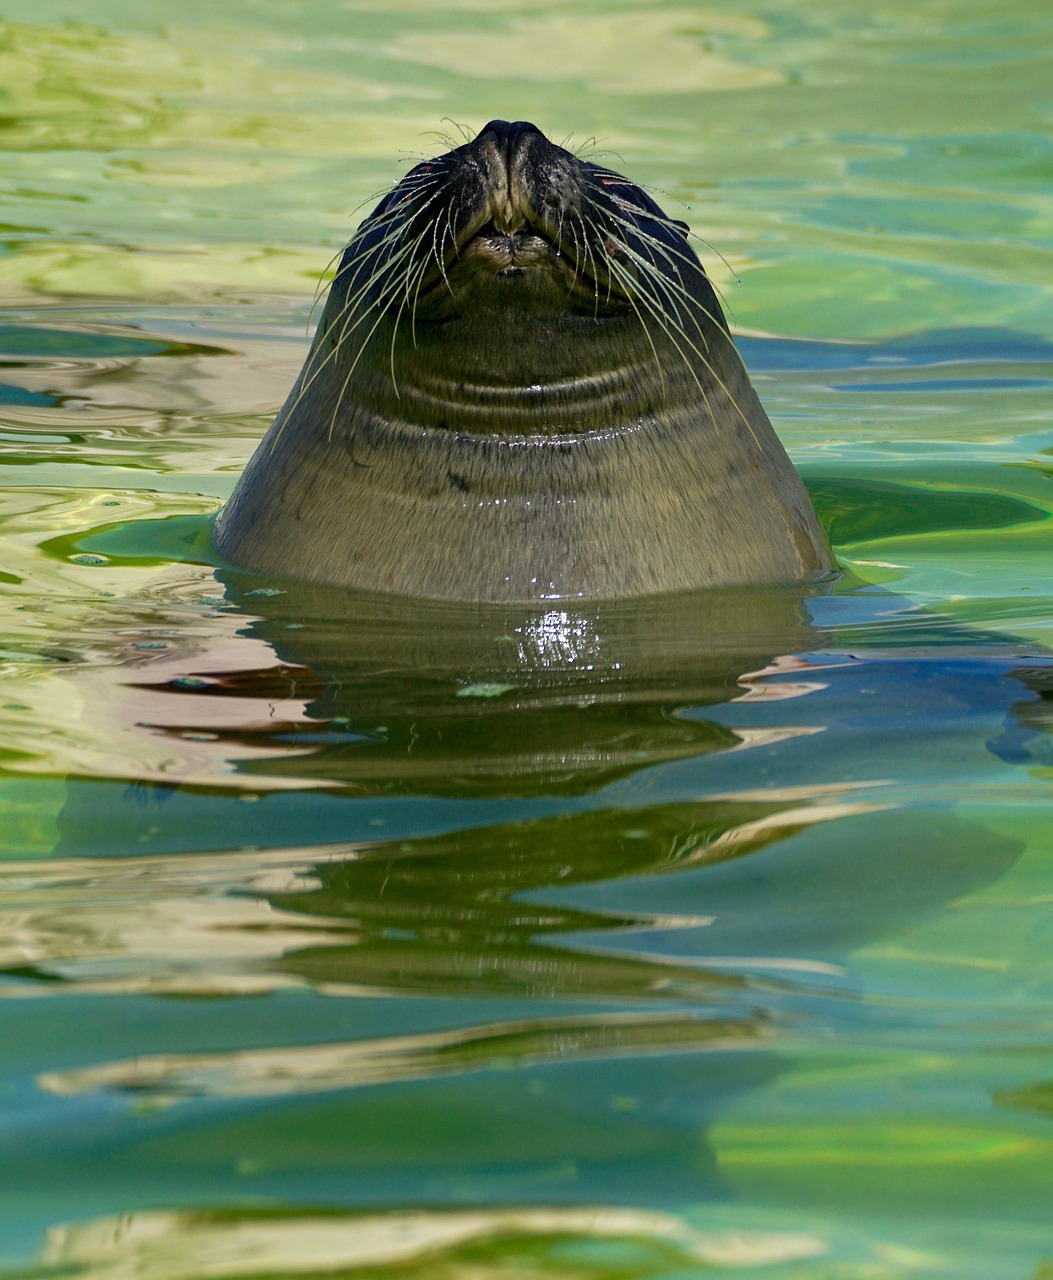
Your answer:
24;577;1044;1009
0;848;328;996
264;794;889;1002
6;581;1033;1059
27;582;868;1005
1;547;1049;1273
41;1010;766;1101
991;662;1053;771
40;577;828;807
216;578;822;798
25;1207;827;1279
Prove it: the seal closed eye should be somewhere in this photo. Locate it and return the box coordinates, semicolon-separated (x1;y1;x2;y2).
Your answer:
214;119;835;601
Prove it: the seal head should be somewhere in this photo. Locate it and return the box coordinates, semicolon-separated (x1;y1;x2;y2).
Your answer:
215;119;834;600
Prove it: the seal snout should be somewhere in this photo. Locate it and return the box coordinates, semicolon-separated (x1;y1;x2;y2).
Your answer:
476;118;550;234
478;118;546;172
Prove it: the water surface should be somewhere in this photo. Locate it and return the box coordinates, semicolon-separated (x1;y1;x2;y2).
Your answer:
0;2;1052;1277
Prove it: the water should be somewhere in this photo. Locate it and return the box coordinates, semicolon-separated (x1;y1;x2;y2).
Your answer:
1;1;1052;1276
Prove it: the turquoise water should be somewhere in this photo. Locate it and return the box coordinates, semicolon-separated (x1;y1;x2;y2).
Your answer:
1;2;1052;1276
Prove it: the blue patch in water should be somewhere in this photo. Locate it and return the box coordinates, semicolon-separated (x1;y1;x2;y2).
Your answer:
830;377;1053;392
0;324;226;359
0;382;61;407
739;326;1053;372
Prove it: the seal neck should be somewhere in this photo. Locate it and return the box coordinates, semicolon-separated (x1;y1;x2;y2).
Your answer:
318;301;705;437
359;360;662;435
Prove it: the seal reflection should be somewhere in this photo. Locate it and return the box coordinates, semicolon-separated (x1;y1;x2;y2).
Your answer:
34;577;1035;1215
205;575;818;801
110;576;892;1006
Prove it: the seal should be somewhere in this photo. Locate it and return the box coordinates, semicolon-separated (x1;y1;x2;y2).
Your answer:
214;119;834;601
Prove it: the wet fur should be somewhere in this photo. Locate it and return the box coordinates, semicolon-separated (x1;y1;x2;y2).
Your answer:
215;120;834;601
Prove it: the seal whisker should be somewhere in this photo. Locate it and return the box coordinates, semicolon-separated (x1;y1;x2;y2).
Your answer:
322;241;436;427
597;200;716;296
438;116;474;144
577;141;624;166
435;207;458;296
327;273;412;440
340;172;452;244
331;238;428;359
598;223;714;353
572;184;713;327
604;191;743;314
606;255;716;430
621;264;764;452
605;228;766;404
591;167;737;273
383;234;436;391
322;220;416;293
587;202;755;384
324;237;417;350
606;236;761;448
618;243;715;357
421;131;459;152
575;210;604;306
601;192;709;257
305;208;426;333
430;214;452;295
635;276;761;449
308;222;404;316
561;209;585;295
409;236;434;349
270;238;423;447
330;172;461;334
671;224;743;290
307;243;351;335
346;185;409;221
395;169;470;292
574;210;607;316
626;224;742;330
601;251;668;404
389;243;436;391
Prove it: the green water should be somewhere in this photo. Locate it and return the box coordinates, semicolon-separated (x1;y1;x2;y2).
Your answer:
1;1;1052;1276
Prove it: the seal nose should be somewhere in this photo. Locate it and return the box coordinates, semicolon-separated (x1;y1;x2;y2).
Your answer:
479;119;544;160
477;120;547;232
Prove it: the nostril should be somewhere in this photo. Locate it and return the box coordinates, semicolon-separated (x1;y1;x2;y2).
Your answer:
479;119;544;157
